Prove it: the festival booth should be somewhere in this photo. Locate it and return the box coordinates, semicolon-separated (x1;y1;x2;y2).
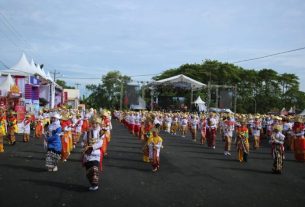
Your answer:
0;53;60;113
150;74;206;111
0;74;26;122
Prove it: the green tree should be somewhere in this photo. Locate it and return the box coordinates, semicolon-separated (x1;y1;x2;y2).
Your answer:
86;71;131;109
56;79;75;89
153;60;305;113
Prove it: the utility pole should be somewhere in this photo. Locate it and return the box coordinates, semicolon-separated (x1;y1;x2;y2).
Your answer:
50;69;60;82
120;81;123;111
207;81;211;112
75;83;81;89
215;86;219;108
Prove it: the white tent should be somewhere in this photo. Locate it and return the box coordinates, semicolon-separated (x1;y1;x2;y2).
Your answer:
30;58;40;75
1;53;32;76
0;74;15;96
222;108;234;113
288;107;295;114
299;109;305;116
130;97;146;110
46;71;54;82
41;68;47;79
35;63;47;79
193;96;206;112
193;96;205;104
153;74;206;90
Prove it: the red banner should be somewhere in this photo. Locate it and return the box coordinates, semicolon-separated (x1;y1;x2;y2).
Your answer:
15;105;26;122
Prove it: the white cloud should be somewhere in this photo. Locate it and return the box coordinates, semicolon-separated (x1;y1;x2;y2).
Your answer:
1;0;305;95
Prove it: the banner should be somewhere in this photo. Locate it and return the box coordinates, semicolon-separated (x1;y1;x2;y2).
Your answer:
15;105;26;122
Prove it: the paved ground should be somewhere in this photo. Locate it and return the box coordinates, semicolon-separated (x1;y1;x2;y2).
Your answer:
0;120;305;207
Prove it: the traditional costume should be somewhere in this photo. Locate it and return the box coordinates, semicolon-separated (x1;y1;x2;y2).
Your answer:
101;110;111;157
190;115;199;142
147;128;163;172
72;113;83;148
143;117;153;162
236;120;250;162
200;115;207;145
45;113;62;172
82;118;104;191
270;126;285;173
251;116;262;149
23;115;31;142
0;109;6;153
7;111;17;145
224;116;235;156
35;115;44;139
61;115;72;161
206;113;217;149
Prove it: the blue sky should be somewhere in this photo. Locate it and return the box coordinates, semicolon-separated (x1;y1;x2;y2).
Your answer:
0;0;305;96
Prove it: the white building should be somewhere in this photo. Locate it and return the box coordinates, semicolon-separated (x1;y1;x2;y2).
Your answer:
63;88;80;109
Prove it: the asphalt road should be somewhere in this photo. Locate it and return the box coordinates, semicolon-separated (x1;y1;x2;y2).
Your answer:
1;121;305;207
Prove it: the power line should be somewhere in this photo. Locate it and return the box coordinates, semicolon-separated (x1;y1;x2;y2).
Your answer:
0;11;30;49
50;70;60;82
0;11;59;74
0;59;9;69
232;46;305;64
59;73;160;80
75;83;81;89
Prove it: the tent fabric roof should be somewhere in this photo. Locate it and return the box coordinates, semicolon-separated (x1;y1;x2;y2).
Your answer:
0;74;15;96
153;74;206;90
35;63;47;79
193;96;205;104
46;71;54;82
1;53;49;80
12;53;32;73
1;53;32;76
299;109;305;116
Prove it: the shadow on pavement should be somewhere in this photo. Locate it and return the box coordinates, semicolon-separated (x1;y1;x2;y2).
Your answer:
1;163;46;173
105;163;150;172
216;166;271;174
188;156;238;162
20;179;88;192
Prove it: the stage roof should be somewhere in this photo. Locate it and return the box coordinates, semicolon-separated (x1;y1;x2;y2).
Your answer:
152;74;206;90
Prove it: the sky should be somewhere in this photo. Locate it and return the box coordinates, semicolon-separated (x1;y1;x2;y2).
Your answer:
0;0;305;96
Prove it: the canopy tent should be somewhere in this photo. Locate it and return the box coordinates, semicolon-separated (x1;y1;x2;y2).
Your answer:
150;74;206;111
46;71;54;82
193;96;206;112
193;96;205;104
1;53;48;80
153;74;206;90
0;74;15;96
299;109;305;116
222;108;234;113
30;58;47;79
280;107;288;116
1;53;32;76
288;107;295;114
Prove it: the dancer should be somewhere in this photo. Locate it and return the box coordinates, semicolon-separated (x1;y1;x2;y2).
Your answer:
45;113;62;172
148;128;163;172
82;118;104;191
